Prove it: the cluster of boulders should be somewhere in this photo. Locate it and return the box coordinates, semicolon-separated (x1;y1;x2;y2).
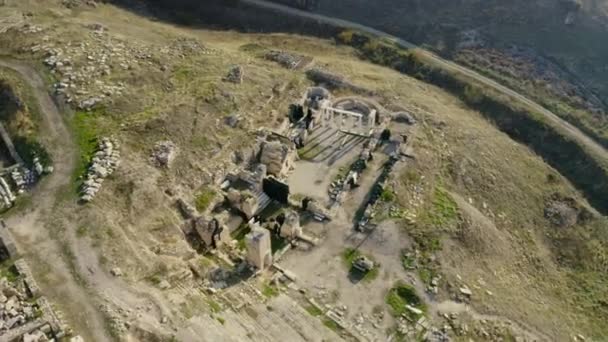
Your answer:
265;50;305;69
161;37;213;59
62;0;98;8
22;22;218;111
543;194;588;228
10;168;34;194
32;156;52;176
0;277;41;334
223;65;243;84
306;68;370;94
428;275;442;295
18;24;44;34
30;24;158;108
150;140;178;168
439;311;533;342
99;303;127;337
349;310;384;339
396;315;434;340
41;41;126;109
392;111;417;125
80;137;120;202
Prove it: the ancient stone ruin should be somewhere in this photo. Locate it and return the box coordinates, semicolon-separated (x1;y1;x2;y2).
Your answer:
223;65;244;84
0;120;48;210
245;222;273;270
278;210;302;240
150;140;178;168
193;214;231;250
0;226;69;341
258;139;298;179
265;50;308;70
80;137;120;202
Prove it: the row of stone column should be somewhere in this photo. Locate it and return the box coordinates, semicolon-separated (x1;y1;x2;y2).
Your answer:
318;104;376;136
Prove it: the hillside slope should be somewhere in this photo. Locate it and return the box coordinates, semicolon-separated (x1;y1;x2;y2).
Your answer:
0;1;606;341
315;0;608;146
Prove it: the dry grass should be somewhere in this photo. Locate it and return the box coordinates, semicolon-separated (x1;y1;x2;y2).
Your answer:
0;1;606;340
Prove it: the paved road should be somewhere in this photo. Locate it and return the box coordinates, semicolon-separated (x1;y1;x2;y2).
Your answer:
242;0;608;165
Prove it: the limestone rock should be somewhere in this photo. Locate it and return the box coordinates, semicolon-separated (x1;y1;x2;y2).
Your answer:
223;65;243;84
110;267;123;277
151;140;178;168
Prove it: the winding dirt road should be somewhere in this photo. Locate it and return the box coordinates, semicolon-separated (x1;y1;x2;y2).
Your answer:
0;58;174;341
243;0;608;166
0;58;113;341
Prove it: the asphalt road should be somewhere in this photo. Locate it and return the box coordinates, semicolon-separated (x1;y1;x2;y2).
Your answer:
242;0;608;165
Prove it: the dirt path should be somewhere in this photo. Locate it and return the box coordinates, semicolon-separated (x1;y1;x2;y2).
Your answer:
0;58;177;341
242;0;608;167
0;58;114;341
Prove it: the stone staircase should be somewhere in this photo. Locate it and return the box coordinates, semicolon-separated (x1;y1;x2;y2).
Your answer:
254;190;272;216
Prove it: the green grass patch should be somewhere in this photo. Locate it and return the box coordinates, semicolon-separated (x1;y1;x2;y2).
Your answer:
195;188;216;212
428;187;459;226
342;247;361;266
380;187;396;202
304;304;323;317
207;299;222;313
71;108;114;188
385;282;426;320
401;251;417;271
322;318;343;332
270;233;288;253
262;284;280;298
342;248;380;282
0;261;18;283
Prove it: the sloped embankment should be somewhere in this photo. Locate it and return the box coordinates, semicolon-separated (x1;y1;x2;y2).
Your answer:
337;31;608;214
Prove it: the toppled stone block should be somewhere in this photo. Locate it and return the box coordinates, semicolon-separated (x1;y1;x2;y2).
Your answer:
266;50;306;69
0;225;18;260
80;137;120;202
14;259;40;297
223;65;243;84
224;114;241;128
151;140;178;168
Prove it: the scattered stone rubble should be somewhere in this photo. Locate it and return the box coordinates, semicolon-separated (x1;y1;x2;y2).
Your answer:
0;258;68;341
265;50;307;70
306;68;370;94
80;137;120;202
151;140;178;168
28;28;216;109
18;24;44;35
41;40;127;109
258;139;298;178
223;65;244;84
62;0;98;8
